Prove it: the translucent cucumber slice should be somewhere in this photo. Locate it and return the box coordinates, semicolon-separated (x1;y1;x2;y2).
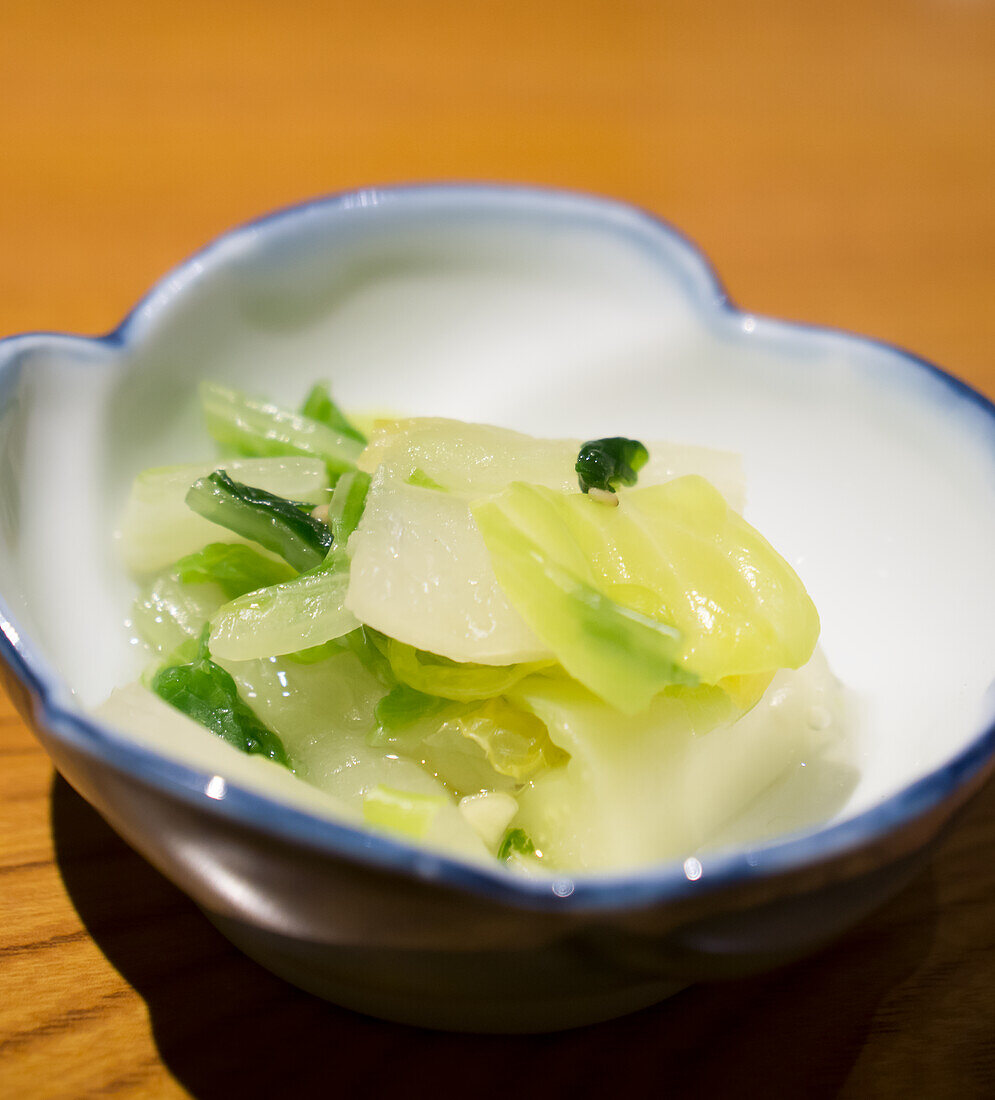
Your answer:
117;456;329;575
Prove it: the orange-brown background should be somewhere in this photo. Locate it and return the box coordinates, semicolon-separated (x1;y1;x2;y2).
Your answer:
2;2;993;1097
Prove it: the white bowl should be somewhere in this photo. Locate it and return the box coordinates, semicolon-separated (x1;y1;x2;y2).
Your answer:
1;184;993;1031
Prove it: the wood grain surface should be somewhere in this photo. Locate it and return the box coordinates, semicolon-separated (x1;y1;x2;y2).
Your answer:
1;2;993;1097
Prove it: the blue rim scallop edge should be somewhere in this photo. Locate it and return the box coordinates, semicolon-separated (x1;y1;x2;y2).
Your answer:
2;182;994;914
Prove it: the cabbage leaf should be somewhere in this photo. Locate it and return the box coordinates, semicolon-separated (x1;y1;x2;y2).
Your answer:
472;476;819;711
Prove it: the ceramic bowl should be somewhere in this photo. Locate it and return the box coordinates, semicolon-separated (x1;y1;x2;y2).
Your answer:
2;185;994;1032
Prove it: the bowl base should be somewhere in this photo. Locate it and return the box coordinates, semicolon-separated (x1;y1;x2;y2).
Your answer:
207;912;687;1033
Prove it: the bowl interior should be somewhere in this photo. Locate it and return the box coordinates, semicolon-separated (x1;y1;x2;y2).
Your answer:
2;187;994;831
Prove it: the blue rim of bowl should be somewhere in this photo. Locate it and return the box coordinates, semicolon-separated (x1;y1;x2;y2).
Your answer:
2;182;994;913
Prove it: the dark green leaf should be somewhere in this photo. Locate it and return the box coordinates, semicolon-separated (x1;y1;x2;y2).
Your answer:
186;470;332;573
575;437;649;495
152;632;289;766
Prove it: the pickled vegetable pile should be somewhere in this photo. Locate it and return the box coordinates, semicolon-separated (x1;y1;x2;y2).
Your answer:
104;382;844;871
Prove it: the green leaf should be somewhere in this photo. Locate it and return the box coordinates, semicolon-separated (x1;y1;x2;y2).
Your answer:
374;683;449;732
151;632;290;765
300;382;367;444
174;543;296;599
472;487;694;714
200;380;364;478
575;437;648;495
473;477;819;710
497;827;536;862
186;470;332;573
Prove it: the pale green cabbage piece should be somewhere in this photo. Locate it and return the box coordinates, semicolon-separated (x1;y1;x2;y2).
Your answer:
508;650;843;871
466;503;692;715
372;694;566;798
472;477;819;711
346;468;550;662
363;786;448;840
117;409;840;872
208;553;358;662
379;634;551;702
118;456;329;575
359;417;744;505
128;561;501;861
200;381;364;476
346;419;744;664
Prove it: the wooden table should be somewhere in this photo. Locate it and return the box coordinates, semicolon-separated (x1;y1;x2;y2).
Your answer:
2;2;993;1096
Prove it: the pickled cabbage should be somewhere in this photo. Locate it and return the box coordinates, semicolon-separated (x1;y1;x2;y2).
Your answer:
107;385;850;871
